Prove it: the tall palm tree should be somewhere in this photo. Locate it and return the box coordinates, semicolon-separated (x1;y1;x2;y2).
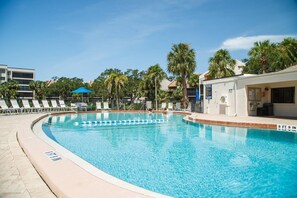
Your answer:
104;72;128;110
167;43;196;108
248;40;277;74
208;49;236;79
276;37;297;70
0;80;19;99
145;64;167;109
29;80;47;99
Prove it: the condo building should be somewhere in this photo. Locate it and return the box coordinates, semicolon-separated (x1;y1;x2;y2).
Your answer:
0;64;35;98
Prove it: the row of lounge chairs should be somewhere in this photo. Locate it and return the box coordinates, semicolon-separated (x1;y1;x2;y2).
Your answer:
146;101;191;111
96;102;110;111
0;99;74;115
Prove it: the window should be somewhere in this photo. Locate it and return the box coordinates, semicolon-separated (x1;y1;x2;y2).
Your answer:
200;84;204;95
18;92;33;98
12;72;33;79
0;69;6;73
187;88;196;96
248;88;261;101
19;86;31;91
14;79;32;84
205;84;212;99
271;87;295;103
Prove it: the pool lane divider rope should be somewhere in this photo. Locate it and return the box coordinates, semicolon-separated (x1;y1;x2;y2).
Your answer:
74;119;168;126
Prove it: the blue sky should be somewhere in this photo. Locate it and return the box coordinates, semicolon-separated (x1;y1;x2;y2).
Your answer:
0;0;296;81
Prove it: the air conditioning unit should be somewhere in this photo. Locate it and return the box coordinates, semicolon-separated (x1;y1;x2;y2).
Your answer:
220;96;227;103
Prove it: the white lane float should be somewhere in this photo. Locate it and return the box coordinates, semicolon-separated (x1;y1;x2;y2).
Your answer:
74;119;168;126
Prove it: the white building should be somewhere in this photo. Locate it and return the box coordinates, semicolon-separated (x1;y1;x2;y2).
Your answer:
0;64;35;98
199;60;245;102
202;65;297;117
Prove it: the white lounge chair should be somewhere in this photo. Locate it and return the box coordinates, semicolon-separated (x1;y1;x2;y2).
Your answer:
59;100;71;111
168;102;173;111
70;103;78;111
103;102;110;110
22;99;34;113
175;102;181;111
161;102;166;110
146;101;152;111
76;102;87;111
96;102;102;111
42;100;53;112
0;99;13;115
51;100;62;111
32;100;44;112
10;99;23;113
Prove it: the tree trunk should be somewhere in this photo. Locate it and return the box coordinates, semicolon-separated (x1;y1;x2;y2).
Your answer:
155;78;157;110
181;73;188;108
116;88;119;110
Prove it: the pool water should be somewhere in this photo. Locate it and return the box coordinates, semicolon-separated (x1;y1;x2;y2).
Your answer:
42;113;297;197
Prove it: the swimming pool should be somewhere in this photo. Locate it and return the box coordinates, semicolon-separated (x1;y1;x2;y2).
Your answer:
41;113;297;197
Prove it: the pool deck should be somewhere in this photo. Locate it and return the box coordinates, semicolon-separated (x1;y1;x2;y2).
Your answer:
184;112;297;129
0;114;55;198
0;111;296;198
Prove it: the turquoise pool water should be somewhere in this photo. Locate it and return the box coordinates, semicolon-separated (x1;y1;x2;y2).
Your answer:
42;113;297;197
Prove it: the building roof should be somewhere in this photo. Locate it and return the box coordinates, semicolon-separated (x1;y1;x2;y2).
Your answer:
203;64;297;85
279;65;297;72
160;79;171;91
168;80;192;89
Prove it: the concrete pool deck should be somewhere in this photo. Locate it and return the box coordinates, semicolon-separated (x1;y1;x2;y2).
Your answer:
0;112;296;198
0;114;55;198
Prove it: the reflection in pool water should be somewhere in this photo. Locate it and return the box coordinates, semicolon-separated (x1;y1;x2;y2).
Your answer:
42;113;297;197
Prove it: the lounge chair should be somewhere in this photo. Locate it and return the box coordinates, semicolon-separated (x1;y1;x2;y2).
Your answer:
51;100;62;111
42;100;53;112
146;101;152;111
103;102;110;110
175;102;181;111
10;99;23;113
70;103;78;111
77;102;87;111
96;102;102;111
168;102;173;111
22;99;34;113
59;100;71;111
32;100;44;112
161;102;166;110
0;99;13;115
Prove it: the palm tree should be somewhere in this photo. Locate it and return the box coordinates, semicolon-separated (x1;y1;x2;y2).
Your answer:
29;80;47;99
158;90;169;103
276;37;297;70
0;80;19;99
145;64;167;109
167;43;196;108
247;40;277;74
188;73;200;88
208;49;236;79
104;72;128;110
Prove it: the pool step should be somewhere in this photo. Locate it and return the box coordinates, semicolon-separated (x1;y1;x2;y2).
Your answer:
74;119;168;126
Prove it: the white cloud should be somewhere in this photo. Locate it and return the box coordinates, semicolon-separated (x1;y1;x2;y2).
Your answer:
219;35;297;50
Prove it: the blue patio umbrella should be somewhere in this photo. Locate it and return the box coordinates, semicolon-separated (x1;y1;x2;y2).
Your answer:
71;87;92;102
195;88;200;101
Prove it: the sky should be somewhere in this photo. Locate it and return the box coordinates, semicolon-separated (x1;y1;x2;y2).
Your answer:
0;0;297;81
